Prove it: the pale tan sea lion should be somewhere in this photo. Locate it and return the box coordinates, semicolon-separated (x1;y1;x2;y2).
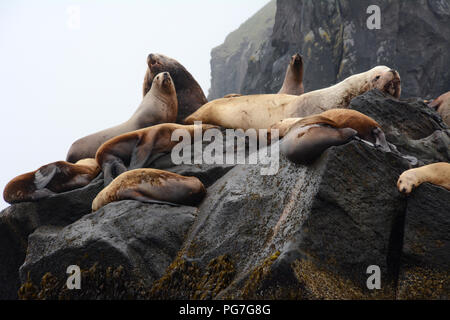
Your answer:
91;168;206;211
3;159;100;204
143;53;207;123
184;66;401;130
96;123;218;186
66;72;177;163
428;91;450;127
397;162;450;194
278;53;304;95
272;109;389;150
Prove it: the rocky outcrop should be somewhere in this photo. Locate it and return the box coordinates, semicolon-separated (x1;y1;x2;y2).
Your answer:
208;0;276;100
1;91;449;300
209;0;450;99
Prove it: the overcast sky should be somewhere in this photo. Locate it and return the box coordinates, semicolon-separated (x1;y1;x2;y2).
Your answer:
0;0;270;210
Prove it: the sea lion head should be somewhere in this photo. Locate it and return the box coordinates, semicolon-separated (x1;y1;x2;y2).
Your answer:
280;124;357;165
152;71;176;96
397;169;419;194
291;53;303;68
367;66;401;98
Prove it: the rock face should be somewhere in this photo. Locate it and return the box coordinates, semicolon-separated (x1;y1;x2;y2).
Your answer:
19;201;196;290
208;0;276;100
1;90;449;299
209;0;450;99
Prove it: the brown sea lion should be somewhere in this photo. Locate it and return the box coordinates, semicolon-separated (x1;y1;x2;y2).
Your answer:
428;91;450;127
66;72;177;163
143;53;208;123
184;66;401;130
280;124;357;165
278;53;304;95
91;169;206;211
397;162;450;194
3;158;100;204
96;123;218;186
271;109;389;151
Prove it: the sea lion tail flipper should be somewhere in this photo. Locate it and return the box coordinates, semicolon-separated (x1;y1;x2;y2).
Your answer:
119;189;180;207
103;160;127;186
129;144;154;170
34;165;59;189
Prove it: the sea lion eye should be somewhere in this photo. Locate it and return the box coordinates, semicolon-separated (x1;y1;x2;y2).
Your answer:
375;75;381;80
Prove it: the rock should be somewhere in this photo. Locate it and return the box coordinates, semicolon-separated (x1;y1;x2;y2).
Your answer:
397;183;450;299
149;141;412;299
19;201;196;297
209;0;450;99
0;177;103;299
208;0;276;99
348;89;450;164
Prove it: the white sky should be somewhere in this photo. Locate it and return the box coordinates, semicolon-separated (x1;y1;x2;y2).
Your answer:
0;0;270;210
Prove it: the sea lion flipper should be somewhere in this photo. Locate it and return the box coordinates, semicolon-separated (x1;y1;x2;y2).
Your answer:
34;165;59;189
129;144;154;169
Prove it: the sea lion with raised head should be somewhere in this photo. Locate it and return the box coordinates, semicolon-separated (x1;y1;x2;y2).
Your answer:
3;158;100;204
397;162;450;194
91;168;206;211
143;53;208;123
67;72;177;163
278;53;304;95
428;91;450;127
184;66;401;130
96;123;218;186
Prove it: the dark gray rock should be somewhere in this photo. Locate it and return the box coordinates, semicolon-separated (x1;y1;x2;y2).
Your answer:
19;201;196;292
397;183;450;299
210;0;450;99
0;177;103;299
348;89;450;164
150;141;412;299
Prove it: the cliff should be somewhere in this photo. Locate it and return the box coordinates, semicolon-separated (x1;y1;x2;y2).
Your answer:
209;0;450;98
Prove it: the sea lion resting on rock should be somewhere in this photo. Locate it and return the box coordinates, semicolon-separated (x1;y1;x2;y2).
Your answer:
3;159;100;204
279;117;357;165
184;66;401;130
66;72;177;163
91;169;206;212
278;53;304;95
429;91;450;127
96;123;218;186
271;109;389;151
397;162;450;194
143;53;208;123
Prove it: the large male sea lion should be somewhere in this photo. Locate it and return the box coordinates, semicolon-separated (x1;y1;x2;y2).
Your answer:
66;72;177;163
143;53;208;123
3;158;100;204
429;91;450;127
271;109;389;151
91;169;206;211
184;66;401;130
397;162;450;194
278;53;304;95
96;123;218;186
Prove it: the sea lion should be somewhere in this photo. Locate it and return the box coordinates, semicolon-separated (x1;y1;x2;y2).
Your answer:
278;53;304;95
397;162;450;194
143;53;208;123
3;158;100;204
96;123;218;186
280;123;357;165
91;169;206;211
67;72;177;163
184;66;401;130
428;91;450;127
271;109;389;151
